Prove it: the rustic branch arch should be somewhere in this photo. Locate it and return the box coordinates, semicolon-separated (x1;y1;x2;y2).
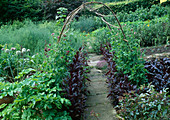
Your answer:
58;1;127;42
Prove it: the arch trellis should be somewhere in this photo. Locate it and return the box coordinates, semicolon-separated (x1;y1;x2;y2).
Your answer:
58;1;128;42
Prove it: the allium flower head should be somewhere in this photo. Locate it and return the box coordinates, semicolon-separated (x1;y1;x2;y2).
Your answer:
11;47;16;51
22;48;26;53
16;51;21;55
5;49;10;53
1;48;4;51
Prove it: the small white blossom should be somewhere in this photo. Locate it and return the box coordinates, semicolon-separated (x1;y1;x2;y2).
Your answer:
32;55;35;58
89;46;92;49
16;51;21;55
22;48;26;53
5;49;10;53
27;49;30;52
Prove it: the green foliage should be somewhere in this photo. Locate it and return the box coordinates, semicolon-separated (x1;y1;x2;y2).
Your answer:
0;0;43;25
91;27;111;54
116;84;170;120
123;15;169;47
0;20;57;55
74;4;168;33
0;72;72;120
110;32;147;86
0;45;32;82
98;0;160;14
116;4;168;22
42;0;83;20
71;16;101;33
91;15;169;53
0;40;77;119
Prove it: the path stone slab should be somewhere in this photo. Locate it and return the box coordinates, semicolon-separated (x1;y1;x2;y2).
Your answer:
87;82;108;95
83;103;118;120
85;94;109;107
83;54;118;120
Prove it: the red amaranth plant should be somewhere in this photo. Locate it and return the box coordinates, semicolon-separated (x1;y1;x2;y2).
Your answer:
62;47;90;119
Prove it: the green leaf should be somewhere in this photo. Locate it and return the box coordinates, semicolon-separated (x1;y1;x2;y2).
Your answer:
0;103;7;109
158;104;161;111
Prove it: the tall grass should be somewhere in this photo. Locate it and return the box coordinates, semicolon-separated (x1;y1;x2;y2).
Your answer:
0;20;58;54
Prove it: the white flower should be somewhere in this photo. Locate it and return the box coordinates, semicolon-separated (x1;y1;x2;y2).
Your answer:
32;55;35;58
5;49;10;53
27;49;30;52
89;46;92;49
16;51;21;55
22;48;26;53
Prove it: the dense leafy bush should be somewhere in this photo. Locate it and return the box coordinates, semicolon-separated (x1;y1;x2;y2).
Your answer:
0;20;56;54
42;0;83;20
91;15;169;51
0;36;89;119
0;0;43;25
98;0;160;14
116;5;168;22
101;43;138;105
116;84;170;120
73;4;168;33
0;45;32;82
91;28;111;54
145;58;170;93
62;48;90;119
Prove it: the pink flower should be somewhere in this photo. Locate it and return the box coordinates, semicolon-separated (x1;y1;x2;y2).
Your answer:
49;44;51;46
44;47;48;52
48;48;50;51
134;32;136;34
66;51;69;54
131;29;133;31
11;47;16;50
129;35;131;37
61;57;63;59
1;48;4;51
51;33;55;36
64;34;66;37
57;36;59;39
124;24;126;26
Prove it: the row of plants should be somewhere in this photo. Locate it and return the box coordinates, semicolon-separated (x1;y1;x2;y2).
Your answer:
0;19;91;55
100;30;170;119
83;0;160;17
72;4;168;32
89;15;169;54
0;35;90;119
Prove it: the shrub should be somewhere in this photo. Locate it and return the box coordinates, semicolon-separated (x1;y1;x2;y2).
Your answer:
0;20;57;55
0;45;33;82
98;0;160;14
42;0;83;20
0;0;43;24
145;58;170;93
62;48;90;119
116;84;170;120
101;43;138;105
91;27;111;54
0;37;89;119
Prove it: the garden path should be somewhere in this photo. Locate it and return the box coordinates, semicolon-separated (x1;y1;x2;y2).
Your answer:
82;54;118;120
